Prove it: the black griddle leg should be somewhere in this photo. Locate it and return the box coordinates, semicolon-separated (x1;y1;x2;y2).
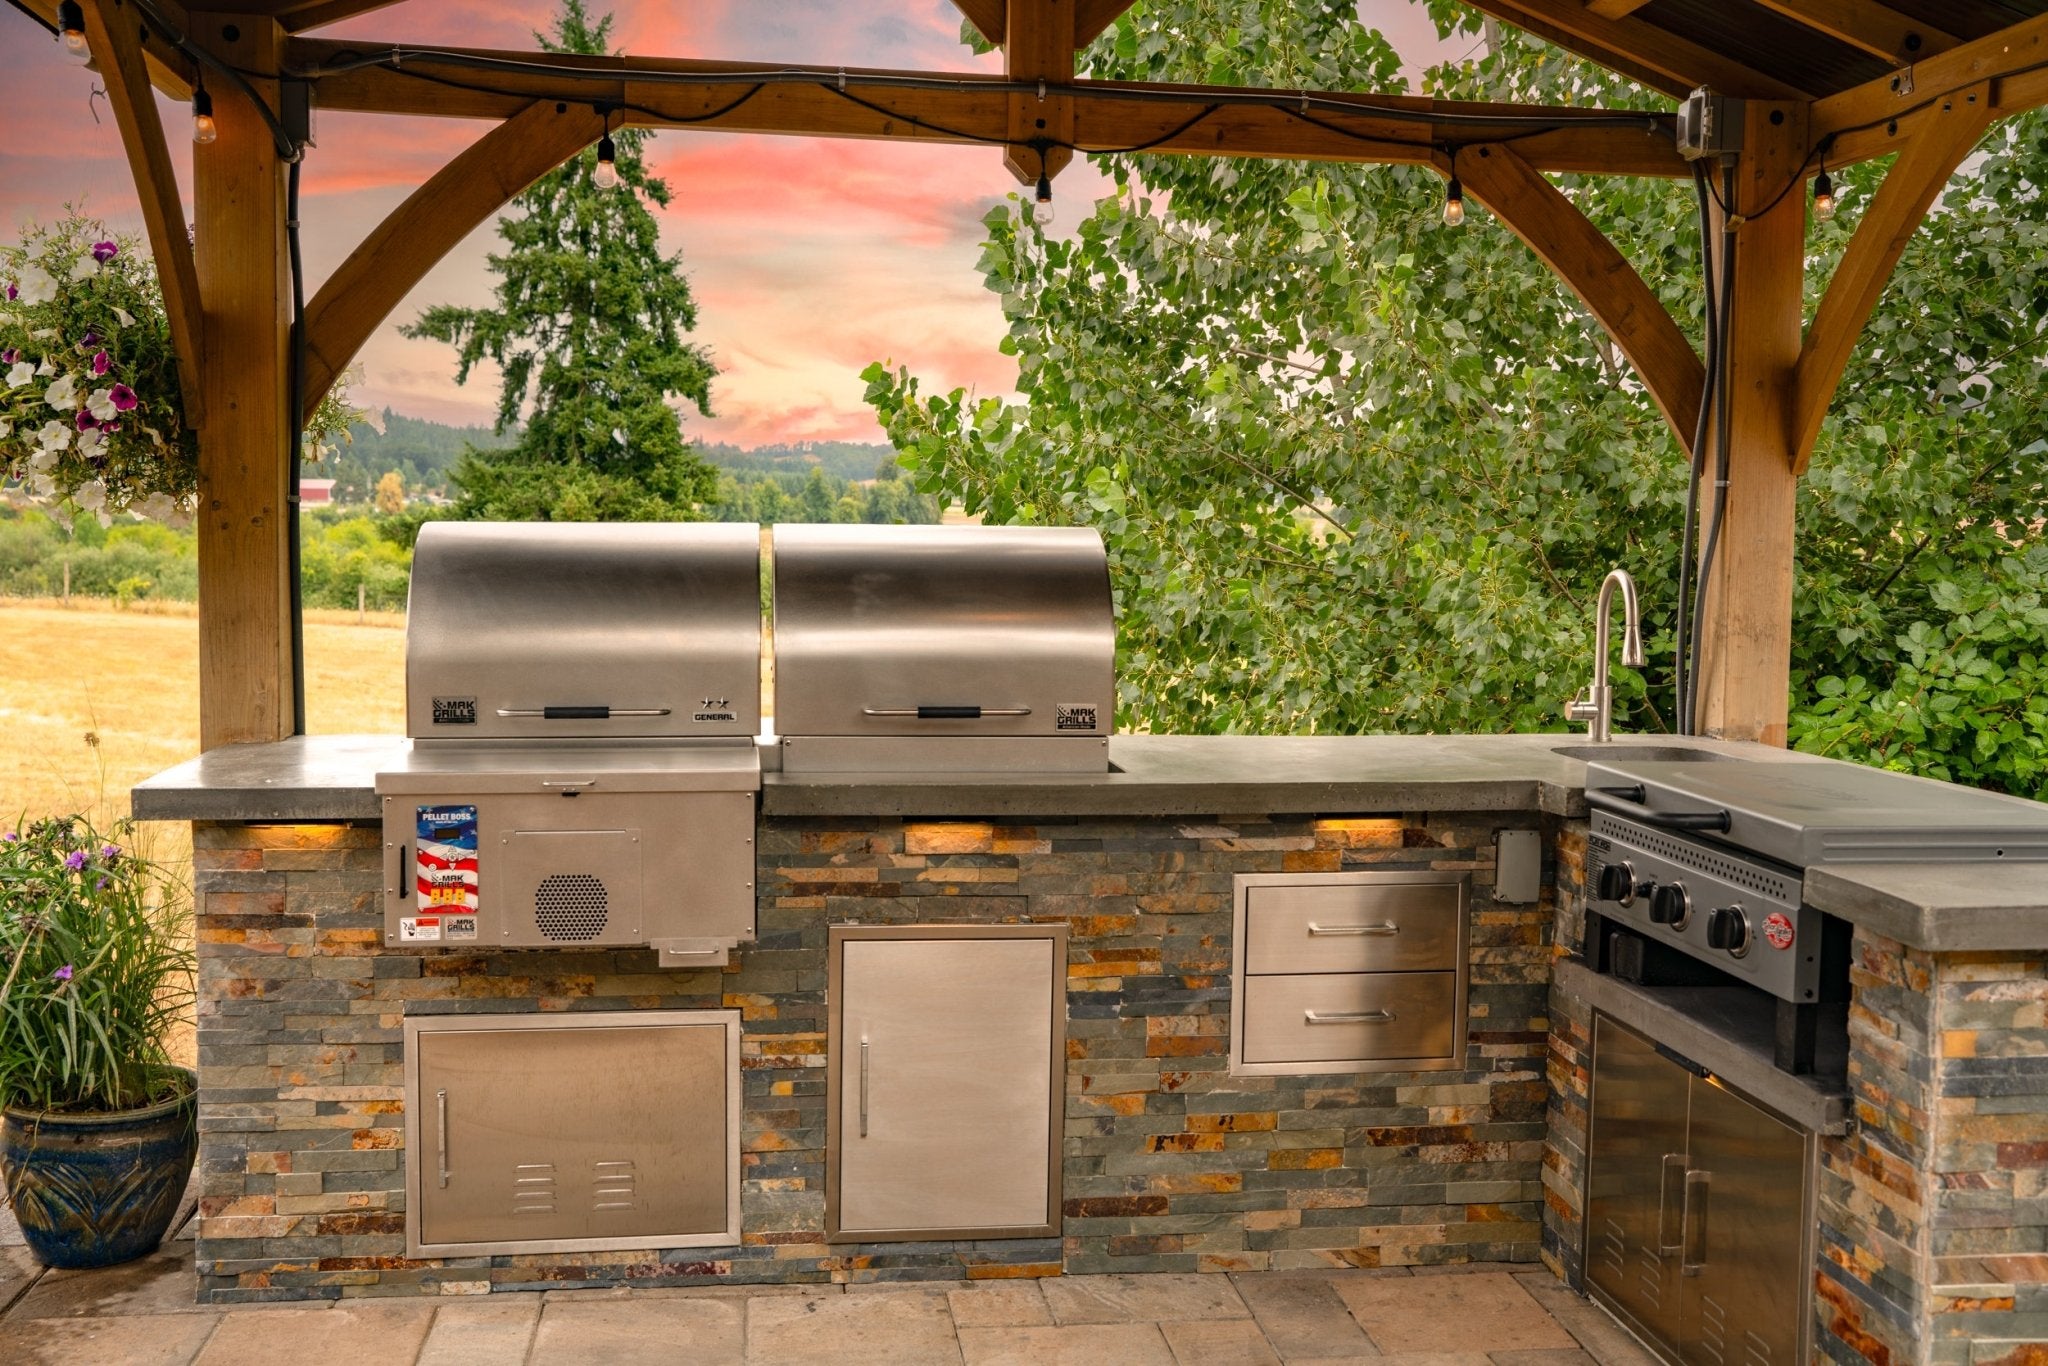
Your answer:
1776;998;1817;1075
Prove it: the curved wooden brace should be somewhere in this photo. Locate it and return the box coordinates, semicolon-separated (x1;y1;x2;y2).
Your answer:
300;100;598;422
1456;143;1705;453
1791;85;1996;472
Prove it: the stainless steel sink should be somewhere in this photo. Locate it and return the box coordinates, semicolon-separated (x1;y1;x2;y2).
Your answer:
1550;744;1733;763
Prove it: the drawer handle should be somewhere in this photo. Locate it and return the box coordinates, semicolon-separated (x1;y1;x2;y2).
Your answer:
435;1089;450;1189
1307;922;1400;936
859;1038;870;1138
1304;1009;1397;1025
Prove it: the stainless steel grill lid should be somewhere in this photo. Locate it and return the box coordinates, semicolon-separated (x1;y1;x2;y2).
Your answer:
406;521;762;741
770;524;1114;769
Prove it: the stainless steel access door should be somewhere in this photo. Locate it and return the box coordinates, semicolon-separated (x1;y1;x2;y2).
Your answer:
1679;1074;1811;1366
1586;1015;1691;1357
827;925;1066;1242
406;1011;740;1257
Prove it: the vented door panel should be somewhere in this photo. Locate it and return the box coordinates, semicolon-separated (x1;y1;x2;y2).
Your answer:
414;1020;729;1252
1679;1075;1810;1366
830;929;1063;1240
1586;1016;1689;1358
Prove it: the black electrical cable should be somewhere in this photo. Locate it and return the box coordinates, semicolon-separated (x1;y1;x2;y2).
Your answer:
286;157;307;737
1673;161;1719;735
1687;160;1739;736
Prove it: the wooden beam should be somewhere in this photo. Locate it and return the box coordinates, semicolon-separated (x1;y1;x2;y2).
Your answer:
950;0;1005;47
1693;102;1805;747
13;0;197;95
289;41;1690;177
1814;12;2048;150
273;0;409;33
79;0;205;431
1792;85;1995;472
1750;0;1957;62
300;101;596;422
1076;0;1135;47
1455;143;1703;453
1585;0;1649;18
1005;0;1077;184
191;11;293;748
1463;0;1811;100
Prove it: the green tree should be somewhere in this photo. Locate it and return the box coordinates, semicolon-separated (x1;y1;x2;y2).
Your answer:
866;3;2048;795
404;0;717;521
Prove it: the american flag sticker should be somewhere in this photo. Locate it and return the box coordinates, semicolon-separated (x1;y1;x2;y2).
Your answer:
415;805;480;914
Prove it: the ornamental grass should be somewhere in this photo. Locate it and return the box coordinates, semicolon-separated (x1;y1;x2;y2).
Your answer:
0;812;193;1113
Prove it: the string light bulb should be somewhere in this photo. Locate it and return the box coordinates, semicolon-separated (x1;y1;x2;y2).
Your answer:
191;81;218;146
594;130;619;189
1812;162;1836;223
1032;172;1054;226
1442;175;1465;227
57;1;90;62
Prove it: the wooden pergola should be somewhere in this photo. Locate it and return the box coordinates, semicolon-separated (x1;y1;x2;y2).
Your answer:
17;0;2048;750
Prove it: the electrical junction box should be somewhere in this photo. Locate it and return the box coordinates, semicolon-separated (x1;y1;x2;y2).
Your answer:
1676;87;1744;161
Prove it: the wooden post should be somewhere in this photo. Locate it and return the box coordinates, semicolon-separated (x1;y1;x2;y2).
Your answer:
358;582;366;624
192;14;294;749
1693;101;1806;746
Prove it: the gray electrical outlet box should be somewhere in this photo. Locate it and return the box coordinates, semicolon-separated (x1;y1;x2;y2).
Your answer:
1495;829;1542;904
1676;87;1743;161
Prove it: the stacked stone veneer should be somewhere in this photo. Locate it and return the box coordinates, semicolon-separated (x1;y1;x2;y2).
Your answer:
1538;823;2048;1366
191;810;1559;1303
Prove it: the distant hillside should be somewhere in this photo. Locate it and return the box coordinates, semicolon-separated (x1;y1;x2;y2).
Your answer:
304;412;898;503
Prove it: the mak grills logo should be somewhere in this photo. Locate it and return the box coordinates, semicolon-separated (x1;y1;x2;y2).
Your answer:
1055;702;1100;732
432;696;478;725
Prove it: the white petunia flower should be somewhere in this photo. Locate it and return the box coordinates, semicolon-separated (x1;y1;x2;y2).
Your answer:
86;387;118;422
75;427;107;460
36;359;55;376
28;448;56;472
132;492;175;521
112;307;136;327
44;374;77;409
72;478;107;511
36;419;71;452
12;265;55;305
68;255;99;282
0;417;11;438
26;472;56;500
5;361;31;388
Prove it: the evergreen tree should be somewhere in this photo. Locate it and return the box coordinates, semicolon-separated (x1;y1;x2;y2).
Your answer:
404;0;717;521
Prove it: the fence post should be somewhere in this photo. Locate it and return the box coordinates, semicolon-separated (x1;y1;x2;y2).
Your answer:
358;581;366;623
62;560;70;603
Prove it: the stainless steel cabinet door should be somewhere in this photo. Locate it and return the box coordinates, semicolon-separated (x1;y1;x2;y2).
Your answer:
829;926;1066;1241
1679;1074;1811;1366
408;1014;738;1257
1586;1016;1691;1358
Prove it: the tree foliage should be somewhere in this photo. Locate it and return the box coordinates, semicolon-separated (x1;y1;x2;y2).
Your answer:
865;2;2048;796
404;0;717;521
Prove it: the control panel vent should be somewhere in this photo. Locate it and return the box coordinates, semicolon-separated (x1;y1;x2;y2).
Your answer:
535;873;610;941
1592;815;1799;901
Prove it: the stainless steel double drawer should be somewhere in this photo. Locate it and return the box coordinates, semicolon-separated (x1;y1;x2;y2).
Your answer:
1231;871;1470;1075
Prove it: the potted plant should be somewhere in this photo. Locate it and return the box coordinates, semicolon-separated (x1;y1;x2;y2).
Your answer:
0;812;197;1269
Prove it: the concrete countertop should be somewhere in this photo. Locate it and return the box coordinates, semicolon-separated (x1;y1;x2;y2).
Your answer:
129;731;2048;951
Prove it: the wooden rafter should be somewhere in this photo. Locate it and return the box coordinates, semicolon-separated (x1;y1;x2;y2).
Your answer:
288;41;1690;177
79;0;206;430
1453;143;1703;451
15;0;197;95
1584;1;1650;19
1750;0;1957;63
299;101;597;422
273;0;409;33
1814;13;2048;162
1463;0;1809;100
1005;0;1077;183
951;0;1005;48
1792;84;1997;472
1076;0;1136;47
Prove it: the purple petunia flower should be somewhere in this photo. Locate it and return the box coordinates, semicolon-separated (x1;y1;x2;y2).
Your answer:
75;408;99;432
4;283;16;302
78;329;101;350
0;349;15;364
63;849;87;871
91;241;118;263
108;384;137;411
91;350;109;376
52;965;72;982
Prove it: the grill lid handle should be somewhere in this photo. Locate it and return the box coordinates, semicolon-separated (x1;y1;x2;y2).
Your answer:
494;707;673;720
861;706;1033;720
1587;784;1732;834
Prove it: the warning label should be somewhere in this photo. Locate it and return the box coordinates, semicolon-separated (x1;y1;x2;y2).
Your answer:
399;916;442;943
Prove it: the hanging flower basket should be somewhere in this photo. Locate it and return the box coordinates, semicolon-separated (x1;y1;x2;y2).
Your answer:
0;212;197;524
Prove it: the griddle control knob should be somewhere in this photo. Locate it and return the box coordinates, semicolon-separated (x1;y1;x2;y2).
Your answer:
1705;906;1751;956
1595;860;1638;905
1649;882;1691;928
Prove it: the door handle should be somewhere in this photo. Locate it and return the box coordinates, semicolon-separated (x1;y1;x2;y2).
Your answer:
1681;1168;1710;1275
1656;1153;1686;1255
1304;1009;1396;1024
435;1089;450;1189
1307;922;1399;936
859;1039;870;1138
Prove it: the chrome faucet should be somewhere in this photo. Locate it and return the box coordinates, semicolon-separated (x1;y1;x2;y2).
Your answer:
1565;569;1645;742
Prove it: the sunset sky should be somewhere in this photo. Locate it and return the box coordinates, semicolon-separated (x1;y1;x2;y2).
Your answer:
0;2;1457;448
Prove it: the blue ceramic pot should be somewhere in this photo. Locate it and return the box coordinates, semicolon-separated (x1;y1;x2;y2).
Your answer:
1;1070;198;1270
